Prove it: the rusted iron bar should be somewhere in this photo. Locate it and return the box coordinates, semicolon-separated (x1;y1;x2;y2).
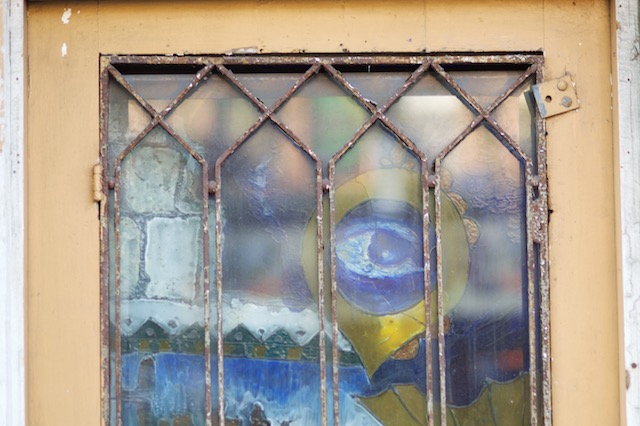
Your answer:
526;162;539;426
105;53;541;67
433;159;447;426
99;57;111;426
535;62;552;426
420;157;435;426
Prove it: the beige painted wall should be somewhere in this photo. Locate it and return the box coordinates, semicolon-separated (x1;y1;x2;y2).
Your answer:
26;1;619;424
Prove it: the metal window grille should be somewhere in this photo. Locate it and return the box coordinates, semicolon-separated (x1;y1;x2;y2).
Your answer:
100;54;550;426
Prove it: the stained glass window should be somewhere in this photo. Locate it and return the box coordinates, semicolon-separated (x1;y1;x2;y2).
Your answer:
101;55;550;426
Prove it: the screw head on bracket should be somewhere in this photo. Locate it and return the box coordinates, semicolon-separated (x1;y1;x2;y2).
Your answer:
557;80;569;91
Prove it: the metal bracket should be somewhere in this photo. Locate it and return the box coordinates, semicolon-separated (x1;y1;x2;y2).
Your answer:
532;75;580;118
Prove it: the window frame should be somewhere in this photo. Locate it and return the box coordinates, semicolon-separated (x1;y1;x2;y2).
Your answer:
100;53;551;426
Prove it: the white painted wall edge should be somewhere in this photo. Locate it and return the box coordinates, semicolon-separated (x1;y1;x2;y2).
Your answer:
0;0;24;425
615;0;640;424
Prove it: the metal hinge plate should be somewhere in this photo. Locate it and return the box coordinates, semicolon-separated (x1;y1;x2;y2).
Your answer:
93;164;104;203
532;75;580;118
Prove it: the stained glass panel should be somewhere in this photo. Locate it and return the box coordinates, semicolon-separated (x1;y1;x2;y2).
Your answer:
103;55;548;426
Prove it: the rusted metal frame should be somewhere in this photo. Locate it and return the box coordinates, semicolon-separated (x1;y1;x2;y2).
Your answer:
431;54;540;66
202;163;213;426
328;61;431;164
109;62;215;426
534;61;552;426
104;53;542;68
432;157;447;426
99;57;112;426
521;60;546;426
213;155;225;426
420;157;435;426
101;54;549;426
212;64;324;426
327;61;432;425
525;161;538;426
314;155;327;426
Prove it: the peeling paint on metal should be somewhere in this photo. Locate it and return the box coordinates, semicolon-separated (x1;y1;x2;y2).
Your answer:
61;8;72;25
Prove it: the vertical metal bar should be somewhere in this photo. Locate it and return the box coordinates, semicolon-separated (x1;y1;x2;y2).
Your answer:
113;163;123;426
202;161;213;426
316;162;327;426
214;164;225;426
328;160;340;426
99;57;111;426
525;161;538;426
535;59;552;426
433;158;447;426
421;161;434;426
